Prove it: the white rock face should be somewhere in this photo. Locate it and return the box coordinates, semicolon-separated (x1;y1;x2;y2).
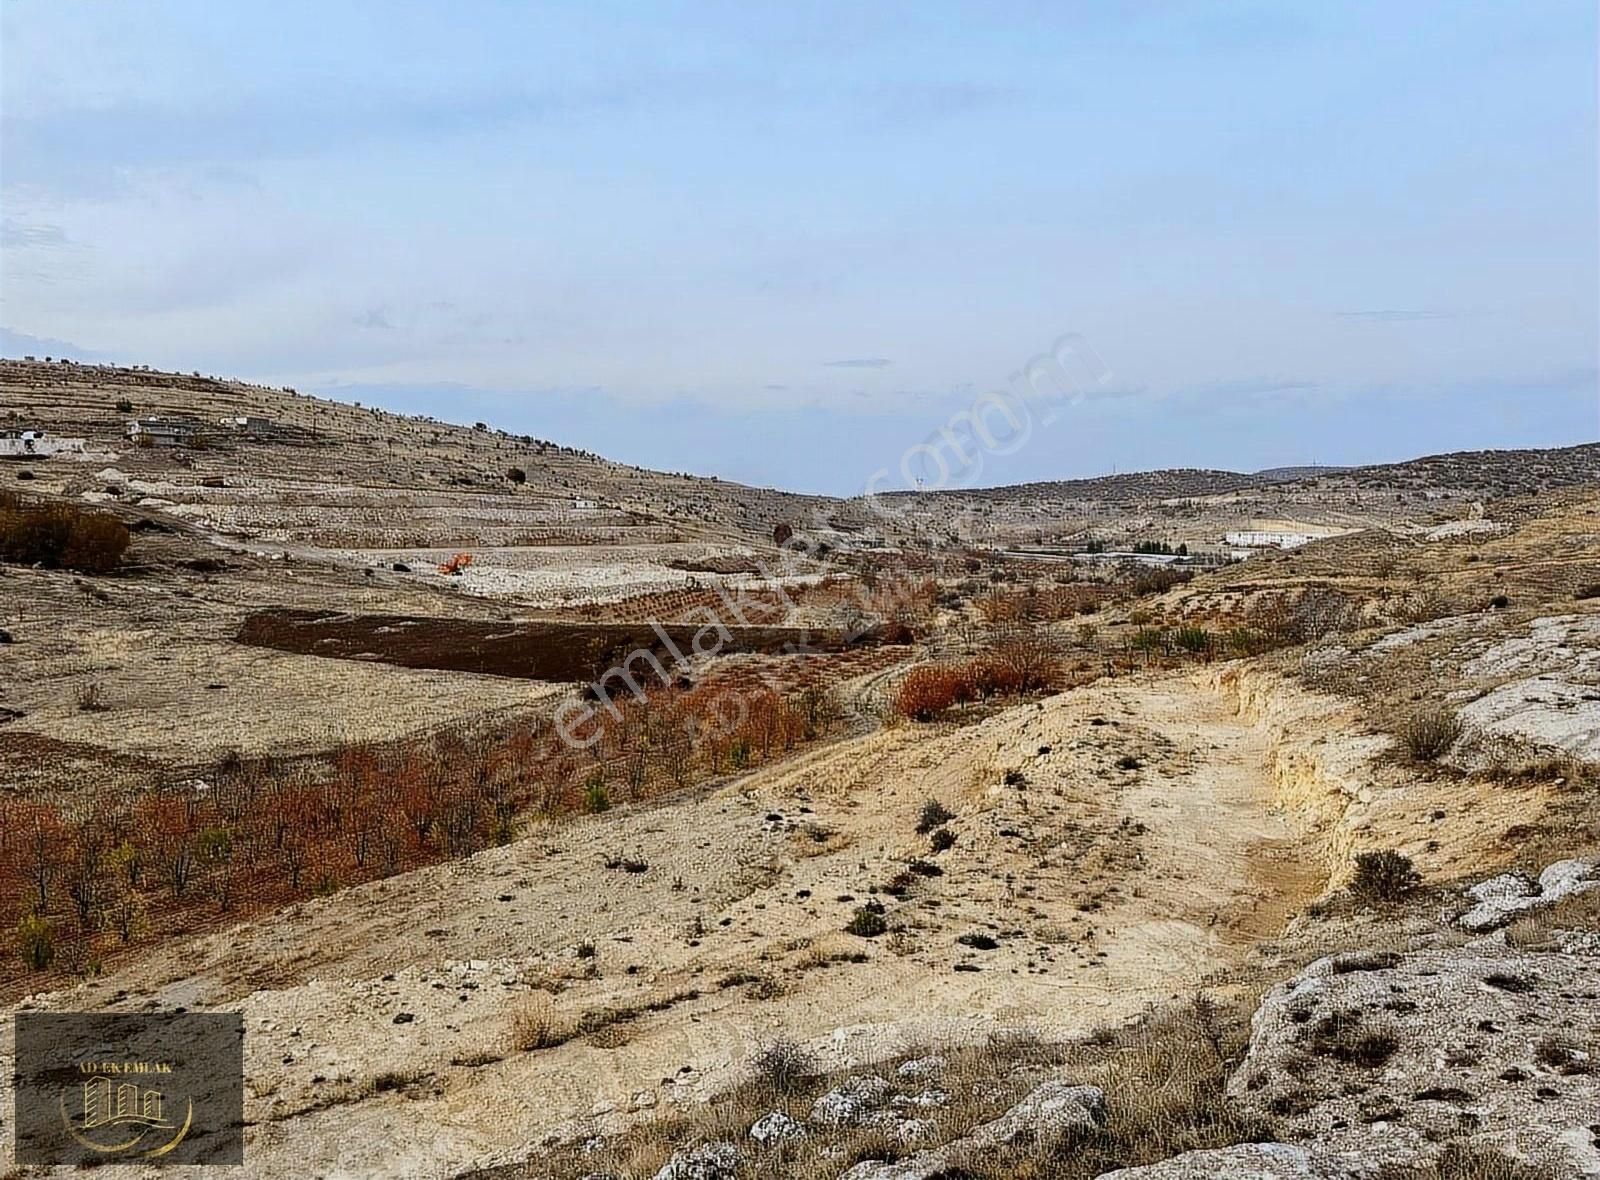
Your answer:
1463;616;1600;680
747;1110;806;1145
1456;677;1600;762
651;1140;742;1180
839;1080;1106;1180
1467;873;1538;905
895;1054;947;1079
810;1075;893;1127
1458;858;1598;932
964;1080;1105;1148
1228;946;1600;1175
1092;1142;1380;1179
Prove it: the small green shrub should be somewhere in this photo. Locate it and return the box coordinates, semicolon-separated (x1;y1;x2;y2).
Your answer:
17;912;54;970
845;906;888;938
916;799;955;834
582;773;610;813
1350;850;1420;904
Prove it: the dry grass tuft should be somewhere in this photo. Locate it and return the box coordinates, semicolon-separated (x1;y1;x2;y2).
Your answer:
1505;886;1600;948
1349;850;1422;905
1398;707;1463;763
507;993;569;1052
1378;1142;1561;1180
514;995;1275;1180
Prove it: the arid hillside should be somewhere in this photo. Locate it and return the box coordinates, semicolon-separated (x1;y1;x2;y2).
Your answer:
7;360;1597;560
1;363;1598;1180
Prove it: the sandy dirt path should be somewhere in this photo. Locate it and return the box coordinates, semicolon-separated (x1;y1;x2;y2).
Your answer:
1;669;1330;1179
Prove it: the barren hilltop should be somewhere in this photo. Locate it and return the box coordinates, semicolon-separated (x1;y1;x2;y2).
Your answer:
2;360;1599;1179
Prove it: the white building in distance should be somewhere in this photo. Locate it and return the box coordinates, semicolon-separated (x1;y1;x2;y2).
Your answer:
0;430;87;458
1225;530;1316;550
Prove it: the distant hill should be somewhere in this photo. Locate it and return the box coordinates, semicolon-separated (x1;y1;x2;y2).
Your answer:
0;358;846;544
878;468;1267;504
1319;444;1600;497
4;360;1596;549
1253;464;1355;482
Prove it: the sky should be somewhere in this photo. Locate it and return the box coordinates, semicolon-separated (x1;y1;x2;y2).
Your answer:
2;1;1596;494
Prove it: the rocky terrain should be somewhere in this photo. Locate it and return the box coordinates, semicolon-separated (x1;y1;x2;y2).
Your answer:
1;363;1598;1178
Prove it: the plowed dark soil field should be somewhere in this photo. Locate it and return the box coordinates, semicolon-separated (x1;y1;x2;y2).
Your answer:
237;608;898;682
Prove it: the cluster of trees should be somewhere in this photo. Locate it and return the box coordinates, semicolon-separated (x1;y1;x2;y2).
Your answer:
1;677;842;980
893;642;1062;722
976;584;1107;624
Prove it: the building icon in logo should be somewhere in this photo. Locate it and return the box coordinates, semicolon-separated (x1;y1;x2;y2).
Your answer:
15;1010;244;1165
81;1075;170;1130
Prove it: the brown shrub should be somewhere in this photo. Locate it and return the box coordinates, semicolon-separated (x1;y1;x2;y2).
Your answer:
893;648;1060;721
508;993;568;1051
0;491;129;573
894;664;966;721
1350;850;1421;904
1505;887;1600;948
1399;707;1463;762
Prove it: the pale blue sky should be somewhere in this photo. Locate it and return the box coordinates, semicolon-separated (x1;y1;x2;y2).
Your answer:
2;2;1595;493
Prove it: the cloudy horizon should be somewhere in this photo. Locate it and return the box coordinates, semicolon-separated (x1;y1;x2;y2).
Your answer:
3;2;1596;494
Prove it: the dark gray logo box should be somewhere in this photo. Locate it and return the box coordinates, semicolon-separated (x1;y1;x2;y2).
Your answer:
13;1011;244;1166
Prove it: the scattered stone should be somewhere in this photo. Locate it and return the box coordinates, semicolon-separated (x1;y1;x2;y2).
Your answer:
651;1141;741;1180
1458;857;1598;932
747;1111;806;1145
964;1080;1105;1148
895;1055;946;1079
810;1076;892;1127
841;1081;1104;1180
889;1117;934;1143
839;1156;946;1180
1092;1142;1380;1178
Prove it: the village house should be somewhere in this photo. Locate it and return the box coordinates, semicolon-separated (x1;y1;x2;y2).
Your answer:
1224;530;1316;550
0;429;87;458
218;414;274;436
126;418;197;447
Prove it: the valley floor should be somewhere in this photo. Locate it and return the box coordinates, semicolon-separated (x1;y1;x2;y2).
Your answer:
2;668;1336;1179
